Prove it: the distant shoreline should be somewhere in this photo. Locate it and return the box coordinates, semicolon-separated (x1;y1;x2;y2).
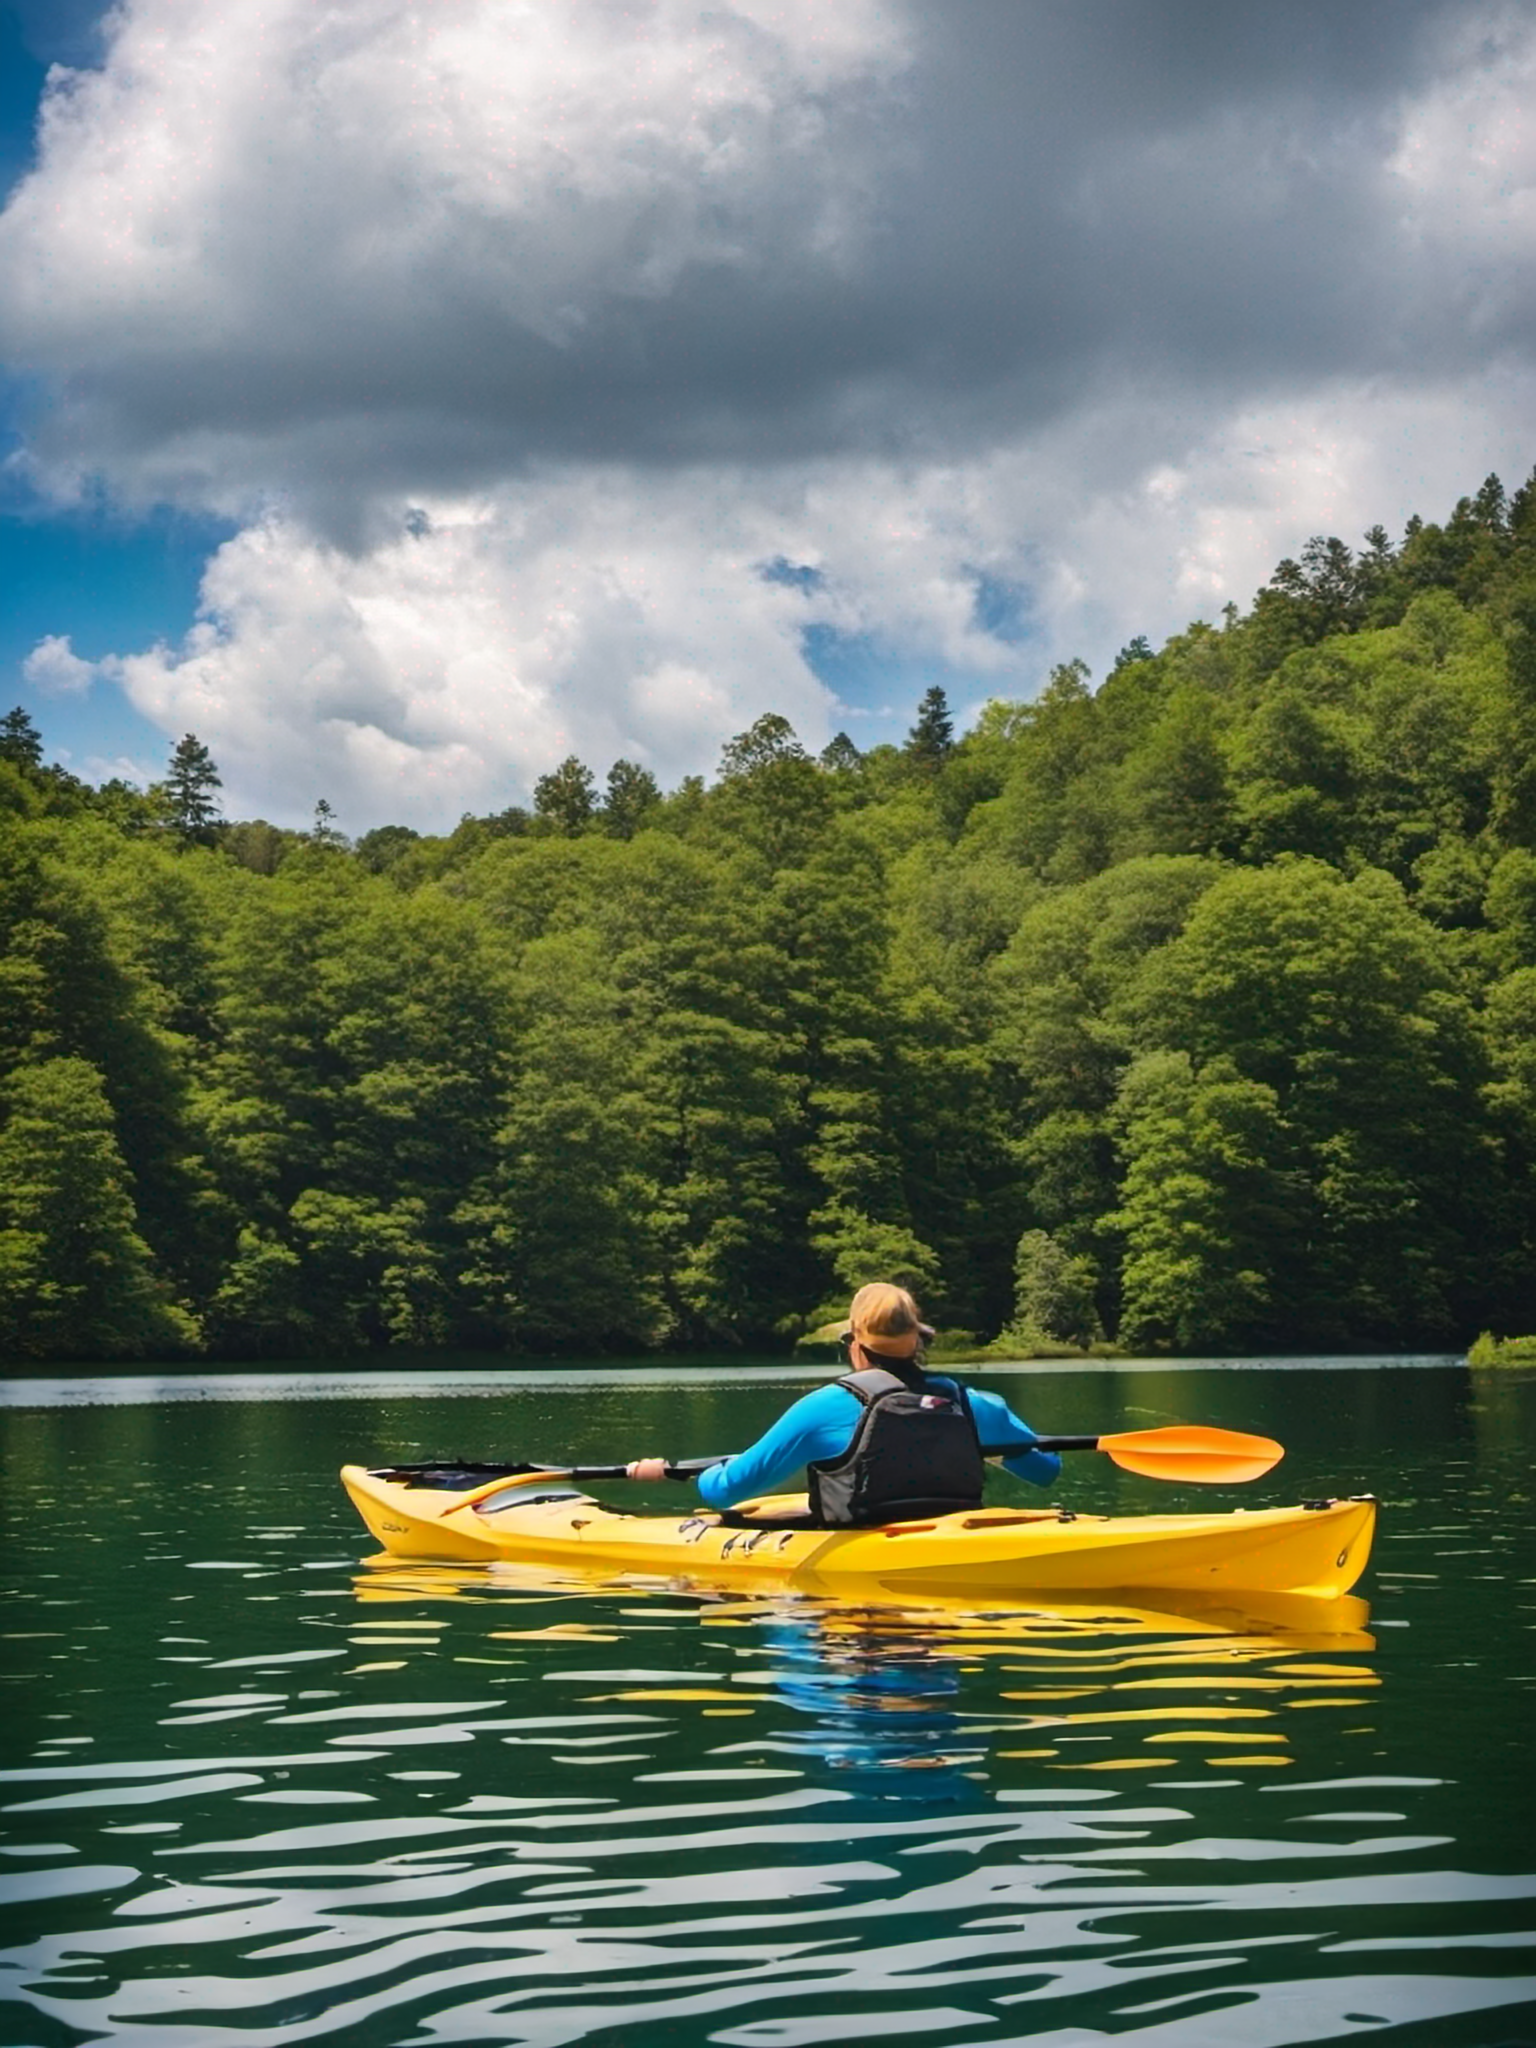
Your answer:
0;1351;1479;1409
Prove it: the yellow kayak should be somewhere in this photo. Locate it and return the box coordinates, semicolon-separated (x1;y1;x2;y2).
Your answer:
340;1464;1376;1599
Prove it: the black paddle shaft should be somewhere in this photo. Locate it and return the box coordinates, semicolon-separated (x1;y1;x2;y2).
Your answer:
523;1456;731;1481
385;1441;1098;1491
622;1443;1099;1476
652;1443;1098;1475
557;1445;1095;1479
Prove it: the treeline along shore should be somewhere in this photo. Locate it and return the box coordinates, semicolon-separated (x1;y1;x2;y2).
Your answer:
3;472;1535;1363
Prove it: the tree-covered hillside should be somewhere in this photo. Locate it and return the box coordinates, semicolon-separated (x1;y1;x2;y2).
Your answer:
4;472;1534;1360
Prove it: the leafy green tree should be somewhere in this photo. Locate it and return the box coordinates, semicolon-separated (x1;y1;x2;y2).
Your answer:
285;1189;451;1349
1485;849;1536;968
459;926;671;1350
326;887;503;1271
0;760;43;824
0;814;217;1300
197;855;372;1229
708;716;831;872
0;1056;200;1357
1490;587;1536;849
207;1226;308;1355
195;862;505;1351
223;820;294;874
1263;536;1368;644
1230;687;1360;866
1411;835;1489;928
1118;685;1233;858
454;829;804;1341
1482;970;1536;1143
353;823;421;873
992;855;1221;1118
1472;473;1509;533
984;855;1224;1331
1109;1051;1291;1352
1476;967;1536;1330
719;713;806;778
91;778;161;834
775;824;945;1315
1132;861;1490;1343
1004;1228;1102;1350
1346;596;1505;876
988;659;1107;878
533;755;597;835
161;734;224;844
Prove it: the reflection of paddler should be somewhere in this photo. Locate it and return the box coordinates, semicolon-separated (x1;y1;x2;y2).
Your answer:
757;1606;981;1795
761;1595;1381;1784
626;1284;1060;1517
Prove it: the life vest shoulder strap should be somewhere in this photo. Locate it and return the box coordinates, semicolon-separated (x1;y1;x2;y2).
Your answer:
837;1366;921;1407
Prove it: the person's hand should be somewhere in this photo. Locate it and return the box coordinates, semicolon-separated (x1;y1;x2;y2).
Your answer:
626;1457;669;1482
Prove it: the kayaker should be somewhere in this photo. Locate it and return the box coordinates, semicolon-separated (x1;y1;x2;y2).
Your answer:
626;1281;1061;1523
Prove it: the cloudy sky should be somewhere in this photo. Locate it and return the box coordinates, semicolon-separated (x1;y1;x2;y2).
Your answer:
2;0;1532;830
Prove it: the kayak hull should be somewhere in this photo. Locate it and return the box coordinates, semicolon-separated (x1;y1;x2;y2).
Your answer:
340;1465;1377;1599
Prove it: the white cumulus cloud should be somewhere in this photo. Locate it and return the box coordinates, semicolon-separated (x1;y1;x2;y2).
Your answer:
22;632;96;695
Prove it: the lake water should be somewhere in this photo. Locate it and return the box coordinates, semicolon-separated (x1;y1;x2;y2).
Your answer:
2;1358;1533;2048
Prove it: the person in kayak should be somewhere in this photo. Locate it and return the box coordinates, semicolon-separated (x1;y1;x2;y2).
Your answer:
626;1282;1061;1524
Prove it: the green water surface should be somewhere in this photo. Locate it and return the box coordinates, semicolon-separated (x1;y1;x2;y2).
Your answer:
1;1359;1533;2047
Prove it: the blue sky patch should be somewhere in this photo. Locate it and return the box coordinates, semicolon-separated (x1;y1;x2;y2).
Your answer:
970;571;1034;647
759;556;826;594
1;500;235;774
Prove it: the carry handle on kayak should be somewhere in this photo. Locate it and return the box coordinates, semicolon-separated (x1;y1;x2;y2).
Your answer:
436;1426;1281;1514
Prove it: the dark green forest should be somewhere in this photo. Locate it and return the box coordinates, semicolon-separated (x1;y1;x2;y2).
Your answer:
4;472;1535;1362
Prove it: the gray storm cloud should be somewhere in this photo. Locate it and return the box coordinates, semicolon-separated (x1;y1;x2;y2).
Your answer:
4;0;1524;508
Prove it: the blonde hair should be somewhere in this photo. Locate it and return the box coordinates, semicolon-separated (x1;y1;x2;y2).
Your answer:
847;1282;924;1350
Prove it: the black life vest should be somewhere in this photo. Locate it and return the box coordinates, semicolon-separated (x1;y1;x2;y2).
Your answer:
807;1360;986;1526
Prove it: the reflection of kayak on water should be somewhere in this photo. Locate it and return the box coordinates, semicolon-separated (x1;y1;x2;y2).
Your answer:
341;1462;1376;1600
352;1556;1375;1648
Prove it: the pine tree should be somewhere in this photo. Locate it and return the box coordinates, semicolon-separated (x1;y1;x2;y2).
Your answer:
602;759;661;839
162;734;224;843
1;707;44;773
906;686;954;769
310;797;347;850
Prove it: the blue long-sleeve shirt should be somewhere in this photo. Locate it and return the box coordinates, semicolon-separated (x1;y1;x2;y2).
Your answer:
695;1378;1061;1509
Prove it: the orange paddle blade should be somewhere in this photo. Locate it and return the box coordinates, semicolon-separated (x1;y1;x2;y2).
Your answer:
1097;1425;1283;1483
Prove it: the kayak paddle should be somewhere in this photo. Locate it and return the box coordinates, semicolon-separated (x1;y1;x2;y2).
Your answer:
436;1425;1281;1514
